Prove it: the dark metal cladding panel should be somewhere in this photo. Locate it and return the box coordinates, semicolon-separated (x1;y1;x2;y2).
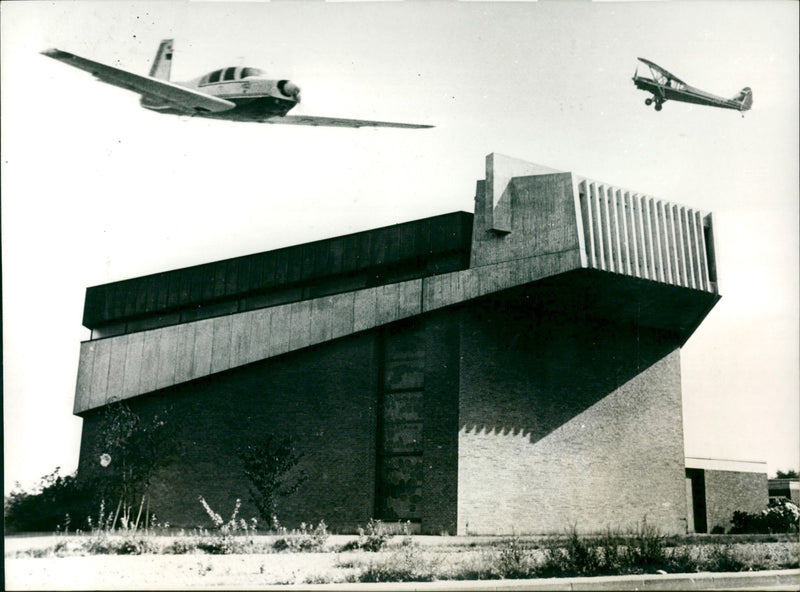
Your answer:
145;274;158;313
400;224;417;260
107;283;120;320
357;231;373;270
166;270;182;309
430;216;451;253
296;243;315;283
301;245;316;283
328;237;345;276
341;234;359;274
235;257;251;295
212;261;227;299
201;263;216;302
156;272;170;310
222;259;236;297
371;227;387;267
188;267;204;304
273;248;290;286
129;281;144;319
251;252;271;290
224;259;237;297
416;219;432;256
82;212;474;329
313;239;330;278
82;288;102;327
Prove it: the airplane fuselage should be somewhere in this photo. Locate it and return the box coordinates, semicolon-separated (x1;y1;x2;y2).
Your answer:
633;76;745;111
141;66;301;121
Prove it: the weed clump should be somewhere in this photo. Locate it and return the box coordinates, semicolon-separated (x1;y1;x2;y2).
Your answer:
273;520;329;552
357;544;437;583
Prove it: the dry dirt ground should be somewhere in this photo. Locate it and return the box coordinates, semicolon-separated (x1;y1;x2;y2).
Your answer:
4;535;456;589
7;552;356;589
5;534;800;591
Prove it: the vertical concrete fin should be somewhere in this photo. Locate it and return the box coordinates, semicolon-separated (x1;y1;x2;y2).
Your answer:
657;201;673;284
625;192;640;278
578;179;597;269
694;211;709;292
591;183;606;270
634;194;648;279
702;213;718;292
618;190;632;275
681;207;697;289
600;185;615;272
610;188;623;273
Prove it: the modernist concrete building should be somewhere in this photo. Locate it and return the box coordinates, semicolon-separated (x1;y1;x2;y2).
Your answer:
74;154;723;535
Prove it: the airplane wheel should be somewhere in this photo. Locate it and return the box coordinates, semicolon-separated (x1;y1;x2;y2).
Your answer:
655;103;663;111
645;98;653;106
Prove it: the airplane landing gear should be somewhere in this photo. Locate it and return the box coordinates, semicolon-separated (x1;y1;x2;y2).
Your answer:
645;98;653;106
654;102;663;111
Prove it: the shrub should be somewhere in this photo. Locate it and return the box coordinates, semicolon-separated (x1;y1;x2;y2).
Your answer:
273;520;329;552
164;538;199;554
628;517;667;567
492;536;535;578
360;518;391;552
80;536;157;555
730;499;800;534
196;496;257;554
197;536;245;555
537;520;668;577
357;544;436;583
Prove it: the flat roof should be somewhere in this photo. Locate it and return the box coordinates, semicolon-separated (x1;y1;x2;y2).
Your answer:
82;211;473;329
685;456;767;474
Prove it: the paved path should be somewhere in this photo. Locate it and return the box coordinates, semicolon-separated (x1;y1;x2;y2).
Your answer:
268;571;800;591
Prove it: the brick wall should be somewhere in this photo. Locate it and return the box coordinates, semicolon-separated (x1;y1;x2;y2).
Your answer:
704;470;768;533
78;330;381;531
457;297;688;535
77;312;461;534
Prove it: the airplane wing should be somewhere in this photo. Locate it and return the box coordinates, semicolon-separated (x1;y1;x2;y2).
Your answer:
637;57;687;85
264;115;433;129
41;48;235;113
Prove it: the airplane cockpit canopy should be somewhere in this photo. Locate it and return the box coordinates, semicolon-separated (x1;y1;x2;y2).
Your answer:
199;67;267;85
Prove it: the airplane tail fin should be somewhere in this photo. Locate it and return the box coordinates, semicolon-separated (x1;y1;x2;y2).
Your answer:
733;86;753;111
149;39;174;80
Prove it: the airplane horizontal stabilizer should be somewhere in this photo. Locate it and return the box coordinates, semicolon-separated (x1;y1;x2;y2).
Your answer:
41;48;236;113
265;115;433;129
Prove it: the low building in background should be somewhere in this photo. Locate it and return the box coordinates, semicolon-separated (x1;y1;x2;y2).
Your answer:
74;153;727;535
769;478;800;505
684;457;769;533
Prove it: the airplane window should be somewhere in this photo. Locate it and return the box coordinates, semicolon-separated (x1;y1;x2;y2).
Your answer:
208;69;222;84
224;67;237;81
241;67;265;79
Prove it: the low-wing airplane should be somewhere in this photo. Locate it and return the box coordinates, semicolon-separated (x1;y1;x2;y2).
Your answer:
41;39;433;129
632;57;752;115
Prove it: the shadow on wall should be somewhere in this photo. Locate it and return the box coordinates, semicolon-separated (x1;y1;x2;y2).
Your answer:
458;283;682;446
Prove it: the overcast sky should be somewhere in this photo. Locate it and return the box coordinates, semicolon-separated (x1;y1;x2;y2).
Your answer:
2;1;798;496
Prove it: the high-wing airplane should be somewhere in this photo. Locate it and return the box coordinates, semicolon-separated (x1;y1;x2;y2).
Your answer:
633;57;752;115
41;39;433;129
